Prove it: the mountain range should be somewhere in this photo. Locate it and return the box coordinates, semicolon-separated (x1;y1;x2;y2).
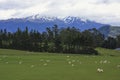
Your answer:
99;25;120;38
0;14;106;32
0;14;120;38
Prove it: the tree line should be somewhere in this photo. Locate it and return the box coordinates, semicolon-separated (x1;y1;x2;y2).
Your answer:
0;25;120;55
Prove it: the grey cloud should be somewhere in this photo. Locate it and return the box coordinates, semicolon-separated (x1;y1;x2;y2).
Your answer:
0;0;120;25
0;1;31;9
0;0;45;9
0;2;28;9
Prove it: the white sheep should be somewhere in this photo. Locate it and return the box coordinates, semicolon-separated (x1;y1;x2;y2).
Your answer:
117;65;120;68
19;61;22;64
103;60;107;64
79;62;82;64
43;63;47;66
31;65;35;68
97;68;104;72
72;64;74;67
46;60;50;62
68;61;71;64
6;62;8;64
66;56;70;58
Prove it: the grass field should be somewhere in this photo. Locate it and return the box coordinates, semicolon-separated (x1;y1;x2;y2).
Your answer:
0;48;120;80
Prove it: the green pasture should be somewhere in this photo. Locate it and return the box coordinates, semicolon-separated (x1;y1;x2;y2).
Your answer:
0;48;120;80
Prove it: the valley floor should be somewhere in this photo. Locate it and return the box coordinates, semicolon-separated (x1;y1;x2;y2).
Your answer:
0;48;120;80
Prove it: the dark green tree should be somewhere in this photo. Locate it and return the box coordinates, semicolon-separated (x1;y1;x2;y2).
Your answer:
102;37;117;49
116;35;120;48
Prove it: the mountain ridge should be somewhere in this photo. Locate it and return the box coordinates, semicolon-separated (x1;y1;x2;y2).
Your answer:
99;25;120;38
0;15;106;32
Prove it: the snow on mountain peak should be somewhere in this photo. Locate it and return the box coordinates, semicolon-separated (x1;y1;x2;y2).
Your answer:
80;18;87;23
0;14;106;32
63;16;80;23
25;14;88;24
26;14;58;21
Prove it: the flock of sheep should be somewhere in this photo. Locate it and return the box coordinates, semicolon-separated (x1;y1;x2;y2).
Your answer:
0;55;120;73
66;55;120;73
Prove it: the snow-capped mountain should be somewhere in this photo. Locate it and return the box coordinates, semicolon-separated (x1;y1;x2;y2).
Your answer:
25;15;58;22
0;14;106;32
63;16;79;23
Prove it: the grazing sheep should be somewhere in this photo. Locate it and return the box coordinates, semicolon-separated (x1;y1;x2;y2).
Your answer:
43;63;47;66
46;60;50;62
6;62;8;64
97;68;104;72
117;65;120;68
100;69;103;72
103;60;107;64
19;61;22;64
68;61;71;64
66;56;70;58
79;62;82;64
31;65;35;68
72;64;74;67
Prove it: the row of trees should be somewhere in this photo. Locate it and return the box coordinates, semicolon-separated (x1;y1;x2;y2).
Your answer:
102;36;120;49
0;25;120;55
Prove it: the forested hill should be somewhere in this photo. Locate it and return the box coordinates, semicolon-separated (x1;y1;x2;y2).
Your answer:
0;25;120;55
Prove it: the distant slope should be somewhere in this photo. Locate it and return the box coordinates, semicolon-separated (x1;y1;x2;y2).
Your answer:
0;15;106;32
96;48;120;56
98;25;120;38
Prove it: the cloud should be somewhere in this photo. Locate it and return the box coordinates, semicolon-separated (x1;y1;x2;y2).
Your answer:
0;9;16;19
0;0;120;26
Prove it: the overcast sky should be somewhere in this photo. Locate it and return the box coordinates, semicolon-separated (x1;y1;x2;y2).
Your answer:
0;0;120;25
